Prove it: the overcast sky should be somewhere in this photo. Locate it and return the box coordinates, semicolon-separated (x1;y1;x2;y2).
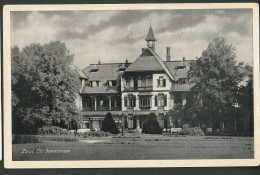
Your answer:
11;9;253;69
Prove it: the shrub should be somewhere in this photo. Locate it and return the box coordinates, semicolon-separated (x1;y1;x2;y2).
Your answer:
101;112;119;134
80;131;111;138
38;126;70;135
12;135;41;144
142;113;162;134
41;135;78;142
179;127;204;136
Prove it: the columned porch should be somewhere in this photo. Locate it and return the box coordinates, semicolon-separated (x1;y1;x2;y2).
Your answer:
82;94;121;111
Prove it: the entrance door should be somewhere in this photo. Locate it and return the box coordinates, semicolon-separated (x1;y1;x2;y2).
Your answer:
92;121;100;130
128;115;134;128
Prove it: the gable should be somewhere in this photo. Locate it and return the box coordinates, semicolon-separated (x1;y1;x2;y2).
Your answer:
125;55;164;72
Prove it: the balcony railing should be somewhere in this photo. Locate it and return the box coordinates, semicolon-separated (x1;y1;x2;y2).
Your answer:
137;86;153;91
82;106;121;111
123;86;137;92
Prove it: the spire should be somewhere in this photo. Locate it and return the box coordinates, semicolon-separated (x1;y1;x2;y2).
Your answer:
145;26;156;41
145;24;156;50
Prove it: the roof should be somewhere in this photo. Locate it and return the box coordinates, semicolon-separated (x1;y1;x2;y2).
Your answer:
82;63;127;81
70;69;88;79
164;60;193;80
145;26;156;41
125;48;175;80
81;86;119;94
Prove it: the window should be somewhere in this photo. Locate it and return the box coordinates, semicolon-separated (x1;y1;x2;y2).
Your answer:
125;78;131;88
157;76;166;87
124;96;127;107
89;81;93;87
96;81;100;87
164;94;167;106
179;78;189;84
158;94;167;106
147;76;152;87
155;95;158;106
139;96;151;108
141;77;146;87
112;81;117;86
128;95;136;107
107;80;117;87
125;95;136;107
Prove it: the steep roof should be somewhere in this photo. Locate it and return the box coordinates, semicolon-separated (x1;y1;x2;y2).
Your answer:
81;63;129;94
82;63;127;81
125;48;175;80
70;69;88;79
164;60;193;80
145;26;156;41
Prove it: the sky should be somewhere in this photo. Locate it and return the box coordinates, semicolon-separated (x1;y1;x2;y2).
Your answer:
11;9;253;69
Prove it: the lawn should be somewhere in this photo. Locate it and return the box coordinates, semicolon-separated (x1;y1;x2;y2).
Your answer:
12;133;254;160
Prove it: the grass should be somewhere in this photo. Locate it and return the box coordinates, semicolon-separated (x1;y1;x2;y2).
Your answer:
12;133;254;160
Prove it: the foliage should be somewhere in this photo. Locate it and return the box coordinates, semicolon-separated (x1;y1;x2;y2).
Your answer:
167;104;187;128
38;126;70;135
12;135;41;144
142;113;162;134
11;41;81;134
101;112;119;134
179;127;204;136
235;65;253;135
41;135;78;142
76;131;111;137
186;37;248;131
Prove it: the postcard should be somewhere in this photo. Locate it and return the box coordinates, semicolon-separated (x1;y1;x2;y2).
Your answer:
3;3;260;168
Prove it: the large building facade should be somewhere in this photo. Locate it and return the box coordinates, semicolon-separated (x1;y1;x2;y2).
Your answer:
75;26;193;131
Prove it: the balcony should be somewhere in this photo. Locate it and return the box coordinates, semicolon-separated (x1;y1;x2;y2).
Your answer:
82;106;121;111
123;86;137;92
138;86;152;91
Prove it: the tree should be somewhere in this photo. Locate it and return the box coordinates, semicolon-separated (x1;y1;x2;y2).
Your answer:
142;113;162;134
236;65;253;135
11;41;81;134
186;37;245;131
101;112;119;134
167;104;185;128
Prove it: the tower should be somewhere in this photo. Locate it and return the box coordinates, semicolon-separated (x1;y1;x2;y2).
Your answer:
145;25;156;50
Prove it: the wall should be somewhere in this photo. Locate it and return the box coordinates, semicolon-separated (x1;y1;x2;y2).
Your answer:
121;91;173;112
153;73;171;91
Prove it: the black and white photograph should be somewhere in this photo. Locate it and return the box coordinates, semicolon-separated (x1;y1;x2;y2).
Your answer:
3;3;259;168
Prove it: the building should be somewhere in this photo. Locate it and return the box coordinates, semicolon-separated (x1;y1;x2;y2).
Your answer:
75;25;193;131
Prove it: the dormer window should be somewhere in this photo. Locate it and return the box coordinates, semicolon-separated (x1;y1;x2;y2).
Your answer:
90;81;100;87
119;64;127;71
179;78;189;84
90;65;99;72
107;80;117;87
177;65;185;69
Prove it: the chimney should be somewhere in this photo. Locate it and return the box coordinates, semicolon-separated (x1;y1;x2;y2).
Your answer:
166;47;171;61
125;59;128;64
98;60;101;64
183;57;185;62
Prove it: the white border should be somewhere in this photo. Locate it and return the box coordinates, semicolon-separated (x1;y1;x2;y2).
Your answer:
3;3;260;168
